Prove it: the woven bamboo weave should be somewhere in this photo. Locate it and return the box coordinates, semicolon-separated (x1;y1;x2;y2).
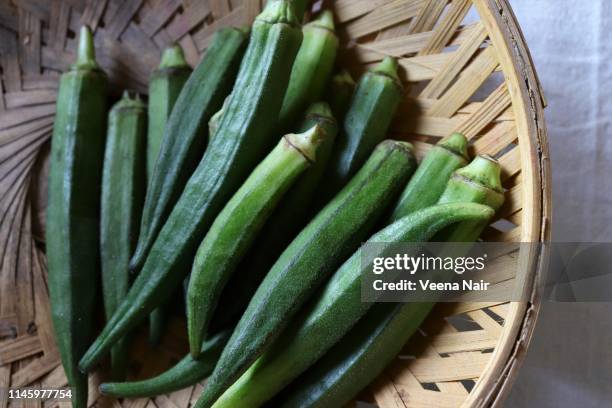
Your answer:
0;0;550;407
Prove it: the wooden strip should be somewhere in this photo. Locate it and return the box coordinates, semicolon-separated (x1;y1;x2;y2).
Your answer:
0;335;42;365
0;364;10;408
0;27;23;92
12;356;61;387
471;121;517;157
178;34;200;67
164;0;212;41
418;0;471;55
139;0;182;36
429;330;498;354
80;0;109;31
407;352;490;382
189;383;205;406
244;0;262;24
498;183;521;218
488;303;509;318
421;22;487;99
395;52;453;82
333;0;393;23
0;105;55;132
154;395;180;408
497;145;521;180
192;7;245;50
361;23;479;64
427;46;499;117
16;209;35;335
370;375;405;408
4;90;57;109
467;310;504;338
343;0;427;39
49;1;70;51
408;0;448;34
455;82;511;138
436;381;468;395
105;0;145;39
414;98;515;121
168;387;194;408
209;0;231;19
397;388;466;407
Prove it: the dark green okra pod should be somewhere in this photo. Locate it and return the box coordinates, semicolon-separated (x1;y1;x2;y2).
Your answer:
131;27;248;272
100;91;147;380
99;330;230;398
46;26;107;408
79;0;303;372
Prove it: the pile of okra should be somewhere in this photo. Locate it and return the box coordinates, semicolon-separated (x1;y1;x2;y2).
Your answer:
46;1;504;407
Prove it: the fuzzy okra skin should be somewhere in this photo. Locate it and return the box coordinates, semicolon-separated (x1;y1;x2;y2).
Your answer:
211;203;494;408
187;126;324;358
99;330;230;398
390;132;469;221
319;57;404;203
146;44;192;181
131;27;248;273
274;156;506;408
147;45;192;347
79;1;303;373
211;102;339;332
46;26;107;408
277;10;338;133
100;92;147;380
195;140;417;408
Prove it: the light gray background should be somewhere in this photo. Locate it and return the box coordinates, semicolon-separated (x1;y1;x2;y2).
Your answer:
502;1;612;407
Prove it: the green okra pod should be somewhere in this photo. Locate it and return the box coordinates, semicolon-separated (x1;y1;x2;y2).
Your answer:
196;140;417;408
46;26;107;408
277;10;338;133
99;330;230;398
390;132;469;220
318;57;404;205
131;27;248;272
187;125;325;358
211;203;494;408
146;44;192;347
100;91;147;380
79;1;303;373
326;69;356;124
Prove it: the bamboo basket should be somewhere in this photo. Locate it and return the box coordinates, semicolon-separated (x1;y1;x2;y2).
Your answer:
0;0;550;407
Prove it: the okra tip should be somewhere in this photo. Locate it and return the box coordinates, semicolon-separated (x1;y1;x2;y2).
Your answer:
440;132;469;159
458;155;504;193
74;25;98;70
159;44;189;69
257;0;300;26
372;57;400;82
304;101;333;118
308;9;335;31
285;125;324;162
116;90;146;110
333;69;356;87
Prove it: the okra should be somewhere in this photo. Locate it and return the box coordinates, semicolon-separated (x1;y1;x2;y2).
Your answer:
187;126;325;358
99;330;230;398
46;26;107;408
100;91;146;380
326;70;356;123
196;140;417;408
318;57;403;203
79;1;303;372
211;203;494;408
277;10;338;133
210;102;339;332
131;27;248;272
275;155;505;407
291;0;310;21
146;44;192;347
146;44;191;181
390;132;469;220
436;154;505;241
